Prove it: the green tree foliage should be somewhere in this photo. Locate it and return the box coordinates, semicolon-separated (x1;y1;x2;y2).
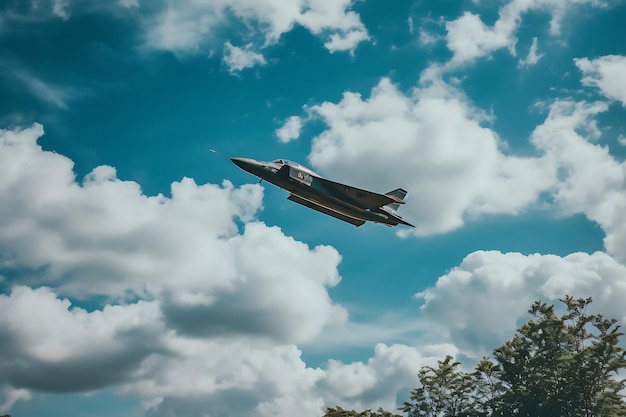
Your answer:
322;406;402;417
495;296;626;417
400;355;506;417
401;296;626;417
400;355;474;417
470;358;506;417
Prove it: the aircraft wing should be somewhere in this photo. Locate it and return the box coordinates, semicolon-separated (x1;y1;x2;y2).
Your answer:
315;177;397;209
287;194;366;227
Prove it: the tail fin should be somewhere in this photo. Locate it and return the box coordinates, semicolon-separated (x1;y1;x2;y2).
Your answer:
384;188;408;212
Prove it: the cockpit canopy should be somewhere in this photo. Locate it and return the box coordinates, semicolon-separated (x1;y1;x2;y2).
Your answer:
271;159;319;176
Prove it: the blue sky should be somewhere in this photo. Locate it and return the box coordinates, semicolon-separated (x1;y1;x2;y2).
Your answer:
1;0;626;416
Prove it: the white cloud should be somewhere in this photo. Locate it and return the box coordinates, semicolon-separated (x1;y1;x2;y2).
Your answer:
302;65;626;255
444;0;611;66
312;342;458;414
123;336;327;417
306;70;555;236
0;123;341;338
2;1;370;73
275;116;302;143
224;42;267;73
0;282;440;417
445;11;512;65
0;286;163;392
297;0;368;47
324;30;370;55
0;388;30;412
0;286;329;417
0;122;481;417
52;0;70;20
518;36;543;67
145;4;224;52
129;340;446;417
0;123;346;337
144;0;369;55
0;123;367;416
531;99;626;262
418;29;442;47
316;343;436;412
576;55;626;106
416;250;626;358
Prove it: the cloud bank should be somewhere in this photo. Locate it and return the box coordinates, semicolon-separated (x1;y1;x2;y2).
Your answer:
576;55;626;106
300;62;626;251
0;123;436;417
444;0;612;66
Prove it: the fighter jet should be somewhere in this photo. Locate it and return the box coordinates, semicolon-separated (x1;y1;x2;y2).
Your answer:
212;150;414;228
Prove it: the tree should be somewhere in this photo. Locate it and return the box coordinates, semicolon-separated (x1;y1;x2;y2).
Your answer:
402;297;626;417
470;358;506;417
401;355;476;417
322;406;402;417
495;296;626;417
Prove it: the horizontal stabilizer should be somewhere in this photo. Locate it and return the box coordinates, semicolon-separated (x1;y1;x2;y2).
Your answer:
287;194;365;227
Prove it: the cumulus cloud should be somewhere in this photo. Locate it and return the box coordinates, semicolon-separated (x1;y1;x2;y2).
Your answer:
324;29;370;55
144;0;369;56
131;341;444;417
0;286;163;393
0;286;433;417
445;11;512;65
306;70;555;236
0;388;30;412
418;28;442;47
144;4;224;52
0;123;362;416
0;122;491;417
576;55;626;106
444;0;611;66
224;42;267;72
301;64;626;250
2;1;369;71
125;338;326;417
0;123;346;332
0;283;357;417
275;115;302;143
316;343;462;412
518;36;543;67
531;99;626;262
416;250;626;358
52;0;70;20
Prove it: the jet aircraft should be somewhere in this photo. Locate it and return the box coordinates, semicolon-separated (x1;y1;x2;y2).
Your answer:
212;150;414;228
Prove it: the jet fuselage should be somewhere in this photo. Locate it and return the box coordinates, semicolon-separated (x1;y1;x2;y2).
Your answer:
225;156;413;228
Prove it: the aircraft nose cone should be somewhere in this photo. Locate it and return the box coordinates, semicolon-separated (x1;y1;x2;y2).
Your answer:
230;157;259;173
